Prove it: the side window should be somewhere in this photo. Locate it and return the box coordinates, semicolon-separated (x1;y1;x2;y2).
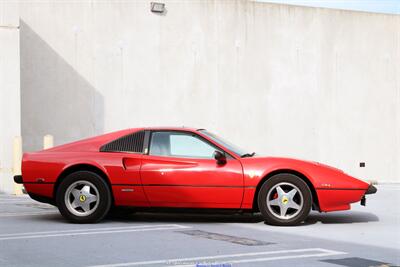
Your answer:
149;132;218;159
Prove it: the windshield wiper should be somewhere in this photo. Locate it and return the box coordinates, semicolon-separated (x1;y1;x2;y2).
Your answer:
241;152;255;158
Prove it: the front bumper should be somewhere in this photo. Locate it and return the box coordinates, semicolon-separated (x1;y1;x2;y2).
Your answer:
365;184;377;195
361;184;377;206
14;175;23;184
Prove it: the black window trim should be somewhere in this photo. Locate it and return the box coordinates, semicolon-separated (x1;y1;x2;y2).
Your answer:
145;129;235;159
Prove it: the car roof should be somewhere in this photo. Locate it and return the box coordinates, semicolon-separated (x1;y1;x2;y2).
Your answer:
143;126;201;132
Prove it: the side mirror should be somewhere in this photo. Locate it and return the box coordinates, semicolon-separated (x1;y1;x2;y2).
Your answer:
213;150;226;165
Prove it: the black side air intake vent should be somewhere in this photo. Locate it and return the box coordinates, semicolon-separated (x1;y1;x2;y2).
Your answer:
100;131;145;153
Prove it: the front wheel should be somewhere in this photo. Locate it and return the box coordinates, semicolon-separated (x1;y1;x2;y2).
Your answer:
56;171;112;223
258;174;312;226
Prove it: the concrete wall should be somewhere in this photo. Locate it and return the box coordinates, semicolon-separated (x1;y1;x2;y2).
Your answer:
0;1;20;194
17;0;400;184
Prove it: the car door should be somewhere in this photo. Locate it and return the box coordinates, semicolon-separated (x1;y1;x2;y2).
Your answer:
140;131;244;208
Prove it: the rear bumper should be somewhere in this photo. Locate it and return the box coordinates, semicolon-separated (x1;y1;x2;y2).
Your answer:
13;175;55;205
14;175;23;184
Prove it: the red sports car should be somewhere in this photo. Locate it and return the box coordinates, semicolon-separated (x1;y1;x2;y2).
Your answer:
14;127;376;225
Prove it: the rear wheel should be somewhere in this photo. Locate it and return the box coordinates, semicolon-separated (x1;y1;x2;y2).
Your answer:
56;171;111;223
258;173;312;226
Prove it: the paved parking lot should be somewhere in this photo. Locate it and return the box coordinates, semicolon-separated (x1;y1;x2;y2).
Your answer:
0;185;399;267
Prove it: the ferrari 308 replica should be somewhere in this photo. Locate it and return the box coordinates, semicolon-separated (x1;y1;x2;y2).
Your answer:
14;127;376;225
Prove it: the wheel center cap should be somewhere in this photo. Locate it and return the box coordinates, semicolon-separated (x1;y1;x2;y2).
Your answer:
79;195;86;202
282;196;289;205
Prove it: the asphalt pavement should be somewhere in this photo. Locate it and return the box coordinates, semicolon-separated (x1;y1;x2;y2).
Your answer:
0;184;399;267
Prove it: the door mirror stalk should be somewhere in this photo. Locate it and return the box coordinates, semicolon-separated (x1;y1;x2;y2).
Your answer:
213;151;226;165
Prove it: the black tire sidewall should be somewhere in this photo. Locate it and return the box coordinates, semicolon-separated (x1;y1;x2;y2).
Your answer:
56;171;111;223
258;174;312;226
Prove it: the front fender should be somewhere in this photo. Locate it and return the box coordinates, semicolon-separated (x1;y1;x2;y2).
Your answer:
239;157;370;211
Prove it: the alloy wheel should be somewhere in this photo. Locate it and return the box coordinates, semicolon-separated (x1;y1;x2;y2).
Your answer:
64;180;100;217
266;182;304;220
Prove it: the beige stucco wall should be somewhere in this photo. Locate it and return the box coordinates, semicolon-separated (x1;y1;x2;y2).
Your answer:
0;0;397;194
0;1;20;194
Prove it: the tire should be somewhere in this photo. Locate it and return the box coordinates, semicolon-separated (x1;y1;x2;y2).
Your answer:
257;173;312;226
56;171;112;223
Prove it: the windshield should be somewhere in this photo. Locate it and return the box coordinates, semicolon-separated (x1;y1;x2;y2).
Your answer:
199;130;251;157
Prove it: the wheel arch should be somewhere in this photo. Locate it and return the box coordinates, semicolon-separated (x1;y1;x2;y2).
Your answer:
53;163;114;203
252;169;320;212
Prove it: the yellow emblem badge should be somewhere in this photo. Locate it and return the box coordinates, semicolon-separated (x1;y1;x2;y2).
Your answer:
282;197;288;204
79;195;86;202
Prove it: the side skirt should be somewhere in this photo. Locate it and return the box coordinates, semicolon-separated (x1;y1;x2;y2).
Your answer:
113;206;255;214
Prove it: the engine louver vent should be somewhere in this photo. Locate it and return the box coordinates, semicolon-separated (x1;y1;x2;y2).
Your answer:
100;131;145;153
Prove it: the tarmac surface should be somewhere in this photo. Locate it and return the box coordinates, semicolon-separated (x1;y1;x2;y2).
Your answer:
0;184;399;267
